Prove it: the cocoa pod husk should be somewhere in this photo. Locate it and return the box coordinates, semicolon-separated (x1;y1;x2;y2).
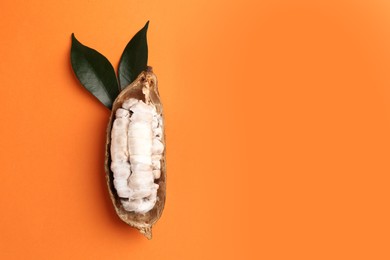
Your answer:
104;67;166;239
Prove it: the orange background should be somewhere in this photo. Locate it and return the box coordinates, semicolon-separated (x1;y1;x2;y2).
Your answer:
1;0;390;259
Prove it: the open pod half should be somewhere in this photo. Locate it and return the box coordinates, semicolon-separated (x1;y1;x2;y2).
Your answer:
105;68;166;239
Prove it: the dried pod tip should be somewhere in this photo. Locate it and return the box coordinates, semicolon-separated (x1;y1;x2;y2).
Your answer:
140;226;153;240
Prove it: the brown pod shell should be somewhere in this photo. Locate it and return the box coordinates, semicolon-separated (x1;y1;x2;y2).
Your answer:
104;67;166;239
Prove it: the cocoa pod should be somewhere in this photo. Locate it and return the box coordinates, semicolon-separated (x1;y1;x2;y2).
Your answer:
105;67;166;239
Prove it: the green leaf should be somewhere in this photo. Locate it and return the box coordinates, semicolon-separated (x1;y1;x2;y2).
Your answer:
118;21;149;90
70;34;119;109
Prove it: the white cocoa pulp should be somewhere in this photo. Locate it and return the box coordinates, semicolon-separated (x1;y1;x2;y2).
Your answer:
110;95;164;214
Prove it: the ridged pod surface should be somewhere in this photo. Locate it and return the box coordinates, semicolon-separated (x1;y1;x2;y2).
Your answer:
105;67;166;239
